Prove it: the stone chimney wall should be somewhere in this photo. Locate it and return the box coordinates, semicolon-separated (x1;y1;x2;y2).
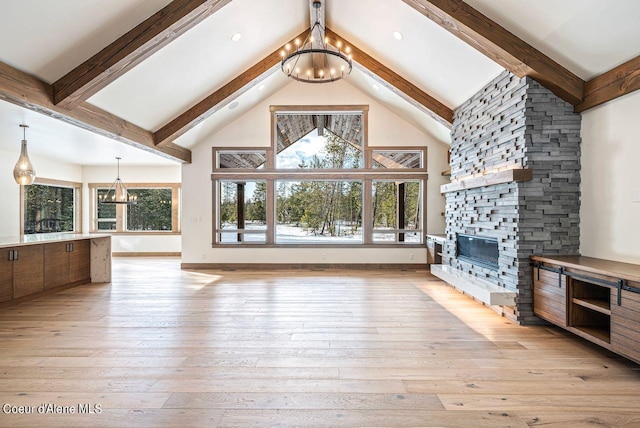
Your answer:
444;70;581;324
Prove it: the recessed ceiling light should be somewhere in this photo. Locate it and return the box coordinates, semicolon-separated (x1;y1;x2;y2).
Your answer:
258;84;265;91
231;32;242;42
393;31;403;40
228;101;240;110
372;84;380;91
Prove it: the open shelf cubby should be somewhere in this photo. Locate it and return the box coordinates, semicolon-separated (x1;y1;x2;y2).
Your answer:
569;278;611;343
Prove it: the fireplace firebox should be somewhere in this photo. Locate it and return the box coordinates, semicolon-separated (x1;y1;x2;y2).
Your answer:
456;234;499;270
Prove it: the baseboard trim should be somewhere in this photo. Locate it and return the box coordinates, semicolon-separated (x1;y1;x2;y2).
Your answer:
113;252;181;257
181;263;428;271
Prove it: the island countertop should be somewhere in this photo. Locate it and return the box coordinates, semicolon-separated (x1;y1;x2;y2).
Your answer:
0;233;111;249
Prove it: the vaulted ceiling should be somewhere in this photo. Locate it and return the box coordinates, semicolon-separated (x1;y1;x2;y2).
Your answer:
0;0;639;166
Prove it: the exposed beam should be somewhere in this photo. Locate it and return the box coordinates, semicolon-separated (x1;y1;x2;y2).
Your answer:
155;30;309;147
53;0;232;109
575;55;640;112
325;28;453;128
0;61;191;163
401;0;584;106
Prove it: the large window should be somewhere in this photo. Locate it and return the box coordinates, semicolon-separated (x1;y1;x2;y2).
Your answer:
216;180;266;243
22;179;81;234
372;180;421;243
276;180;363;244
127;189;173;231
212;105;427;246
90;183;180;233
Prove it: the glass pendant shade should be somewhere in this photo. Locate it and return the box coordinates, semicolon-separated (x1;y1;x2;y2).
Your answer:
14;125;36;185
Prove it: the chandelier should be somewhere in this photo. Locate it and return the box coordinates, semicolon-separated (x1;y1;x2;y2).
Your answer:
98;157;137;205
13;124;36;185
281;0;352;83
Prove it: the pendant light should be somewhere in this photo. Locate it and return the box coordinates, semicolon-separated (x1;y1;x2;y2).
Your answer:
98;157;137;205
281;0;352;83
13;124;36;185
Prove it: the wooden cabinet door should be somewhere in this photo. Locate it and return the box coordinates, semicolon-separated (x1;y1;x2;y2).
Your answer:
44;242;69;289
13;245;44;298
532;266;567;327
69;240;91;284
0;249;14;303
610;288;640;363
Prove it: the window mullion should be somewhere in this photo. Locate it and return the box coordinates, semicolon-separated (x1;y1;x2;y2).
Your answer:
266;179;275;244
363;179;373;244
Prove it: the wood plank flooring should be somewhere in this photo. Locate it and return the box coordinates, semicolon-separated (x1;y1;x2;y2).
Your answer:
0;257;639;427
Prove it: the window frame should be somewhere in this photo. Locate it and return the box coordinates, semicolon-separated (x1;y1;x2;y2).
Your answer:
20;177;82;235
211;105;428;247
89;182;181;234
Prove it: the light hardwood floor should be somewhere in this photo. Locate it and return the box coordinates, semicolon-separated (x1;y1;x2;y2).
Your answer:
0;258;639;427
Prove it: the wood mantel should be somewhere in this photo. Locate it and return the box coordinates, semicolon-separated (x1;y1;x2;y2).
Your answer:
440;168;533;194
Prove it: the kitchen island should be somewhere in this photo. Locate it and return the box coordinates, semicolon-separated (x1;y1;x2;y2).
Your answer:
0;233;111;305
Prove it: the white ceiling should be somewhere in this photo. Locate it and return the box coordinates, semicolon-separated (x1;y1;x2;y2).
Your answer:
88;0;308;131
0;0;172;84
0;101;177;166
465;0;640;80
327;0;503;108
1;0;639;166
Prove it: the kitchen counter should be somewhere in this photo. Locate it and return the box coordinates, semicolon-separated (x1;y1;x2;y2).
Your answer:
0;233;110;249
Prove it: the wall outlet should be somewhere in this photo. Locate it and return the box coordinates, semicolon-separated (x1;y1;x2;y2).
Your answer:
321;253;327;261
633;190;640;203
409;253;415;260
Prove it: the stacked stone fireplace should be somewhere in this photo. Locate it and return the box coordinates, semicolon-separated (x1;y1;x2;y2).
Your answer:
443;70;581;324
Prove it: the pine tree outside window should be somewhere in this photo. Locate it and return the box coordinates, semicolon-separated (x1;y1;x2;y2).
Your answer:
212;105;427;246
22;180;80;234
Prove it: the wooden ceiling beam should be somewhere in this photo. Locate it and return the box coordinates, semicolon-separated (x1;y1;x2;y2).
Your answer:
0;61;191;163
52;0;232;109
402;0;585;106
154;30;309;147
326;28;453;128
575;55;640;112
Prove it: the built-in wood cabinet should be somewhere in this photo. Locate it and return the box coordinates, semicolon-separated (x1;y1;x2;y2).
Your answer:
532;263;567;327
611;288;640;363
2;246;47;300
45;240;91;289
69;239;91;283
531;255;640;364
0;235;111;306
44;242;70;290
12;245;45;298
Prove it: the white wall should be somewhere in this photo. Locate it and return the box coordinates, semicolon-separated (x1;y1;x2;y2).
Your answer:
0;148;82;237
182;80;450;265
0;153;182;254
580;91;640;264
82;165;182;254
